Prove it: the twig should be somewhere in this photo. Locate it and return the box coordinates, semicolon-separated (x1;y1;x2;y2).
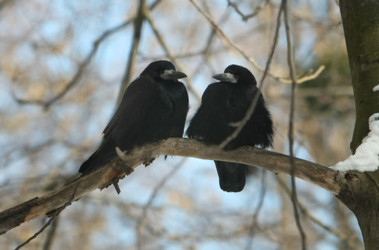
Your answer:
190;0;264;71
15;216;58;250
117;0;147;104
42;216;59;250
13;0;163;110
143;6;202;100
245;170;267;250
192;6;233;77
136;158;185;250
189;0;324;84
13;19;132;110
281;65;325;84
227;0;269;21
276;175;358;247
283;0;307;249
14;183;79;249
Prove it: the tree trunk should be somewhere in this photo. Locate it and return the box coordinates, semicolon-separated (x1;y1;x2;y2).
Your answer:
336;171;379;250
339;0;379;152
338;1;379;249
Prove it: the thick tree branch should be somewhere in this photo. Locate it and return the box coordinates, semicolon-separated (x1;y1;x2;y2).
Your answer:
0;138;344;235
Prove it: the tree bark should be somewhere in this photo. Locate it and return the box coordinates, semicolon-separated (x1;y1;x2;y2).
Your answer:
339;1;379;249
339;0;379;153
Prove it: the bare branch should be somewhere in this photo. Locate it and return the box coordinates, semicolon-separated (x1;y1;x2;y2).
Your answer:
283;0;307;249
143;6;202;100
13;19;133;110
136;158;185;250
0;138;344;235
189;0;324;84
14;182;79;249
227;0;269;21
14;215;57;250
42;216;59;250
245;170;267;250
276;175;358;247
281;65;326;84
13;0;163;110
117;0;147;104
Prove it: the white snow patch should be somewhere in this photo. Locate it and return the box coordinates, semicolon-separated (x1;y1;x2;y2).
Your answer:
373;84;379;92
332;113;379;172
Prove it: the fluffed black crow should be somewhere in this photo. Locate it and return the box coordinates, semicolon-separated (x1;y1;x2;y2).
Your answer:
79;60;189;174
187;64;273;192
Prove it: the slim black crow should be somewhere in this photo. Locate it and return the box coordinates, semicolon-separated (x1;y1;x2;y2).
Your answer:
79;60;189;174
187;64;273;192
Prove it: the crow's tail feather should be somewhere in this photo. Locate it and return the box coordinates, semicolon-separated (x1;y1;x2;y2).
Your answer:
79;141;116;174
215;161;247;192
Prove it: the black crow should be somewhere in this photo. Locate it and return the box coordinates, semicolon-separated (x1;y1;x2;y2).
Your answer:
79;60;189;174
187;65;273;192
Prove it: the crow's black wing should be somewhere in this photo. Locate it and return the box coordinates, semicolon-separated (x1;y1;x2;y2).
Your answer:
187;83;231;143
79;76;159;173
103;76;157;142
238;88;273;149
169;82;189;137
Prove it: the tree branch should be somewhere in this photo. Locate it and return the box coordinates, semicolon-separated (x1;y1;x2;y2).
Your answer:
0;138;344;235
143;6;202;100
189;0;325;84
117;0;147;104
13;0;163;110
227;0;269;22
283;0;307;248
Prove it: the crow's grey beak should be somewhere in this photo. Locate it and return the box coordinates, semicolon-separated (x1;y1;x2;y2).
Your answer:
213;72;237;83
161;69;187;80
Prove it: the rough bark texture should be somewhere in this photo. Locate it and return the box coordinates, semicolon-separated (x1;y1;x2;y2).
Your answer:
336;171;379;250
339;0;379;152
339;1;379;249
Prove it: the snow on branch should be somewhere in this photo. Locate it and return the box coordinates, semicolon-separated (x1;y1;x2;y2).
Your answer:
332;113;379;172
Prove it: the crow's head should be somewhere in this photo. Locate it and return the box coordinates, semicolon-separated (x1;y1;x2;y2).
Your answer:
141;60;187;81
213;64;257;86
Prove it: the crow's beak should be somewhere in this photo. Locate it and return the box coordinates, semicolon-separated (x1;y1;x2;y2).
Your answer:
161;69;187;80
213;72;237;83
